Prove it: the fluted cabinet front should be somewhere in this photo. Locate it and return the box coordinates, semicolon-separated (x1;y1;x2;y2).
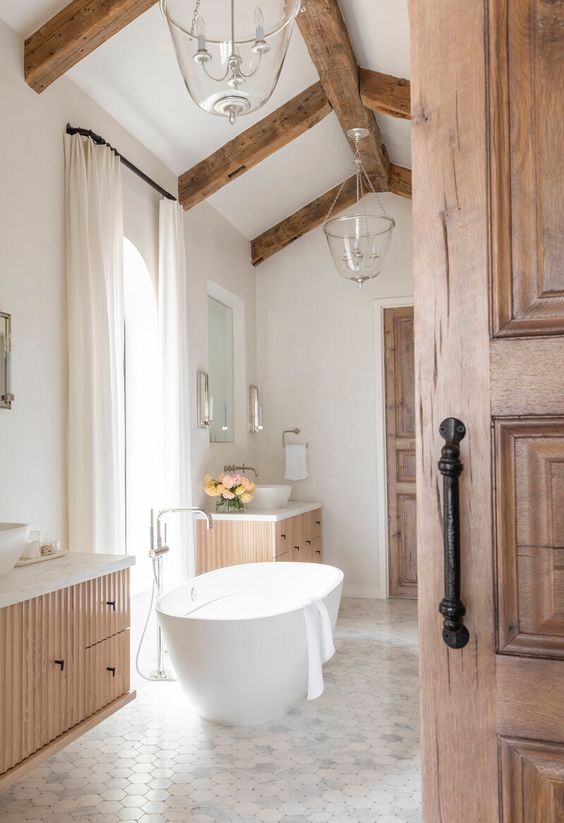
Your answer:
0;569;131;779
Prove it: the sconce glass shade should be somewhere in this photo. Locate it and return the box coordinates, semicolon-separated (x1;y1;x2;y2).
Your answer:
161;0;300;123
323;212;395;287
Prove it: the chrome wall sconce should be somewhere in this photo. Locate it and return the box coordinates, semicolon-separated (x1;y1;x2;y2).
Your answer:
0;311;14;410
197;370;213;428
249;385;263;433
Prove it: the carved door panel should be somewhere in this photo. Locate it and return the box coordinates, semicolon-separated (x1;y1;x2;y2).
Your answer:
384;306;417;597
411;0;564;820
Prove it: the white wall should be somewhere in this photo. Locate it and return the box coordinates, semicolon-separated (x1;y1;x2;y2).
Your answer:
256;193;413;598
185;202;258;507
0;19;177;548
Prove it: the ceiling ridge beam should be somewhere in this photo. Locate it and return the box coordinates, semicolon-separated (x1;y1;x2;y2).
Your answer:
251;164;411;266
178;82;331;211
359;68;411;120
297;0;390;188
25;0;158;93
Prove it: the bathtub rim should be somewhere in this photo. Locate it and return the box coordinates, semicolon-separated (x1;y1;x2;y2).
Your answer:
156;561;344;623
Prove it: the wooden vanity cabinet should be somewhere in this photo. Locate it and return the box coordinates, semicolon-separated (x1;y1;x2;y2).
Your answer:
0;568;133;789
196;508;323;574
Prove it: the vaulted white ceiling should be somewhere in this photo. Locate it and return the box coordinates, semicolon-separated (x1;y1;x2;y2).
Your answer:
0;0;411;238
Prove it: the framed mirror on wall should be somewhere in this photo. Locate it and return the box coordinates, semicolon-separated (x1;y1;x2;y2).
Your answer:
207;296;234;443
0;311;13;410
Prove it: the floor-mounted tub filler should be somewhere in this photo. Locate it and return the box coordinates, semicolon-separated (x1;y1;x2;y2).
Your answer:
157;561;344;725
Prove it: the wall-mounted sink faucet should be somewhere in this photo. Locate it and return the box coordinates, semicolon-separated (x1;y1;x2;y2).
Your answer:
224;464;259;478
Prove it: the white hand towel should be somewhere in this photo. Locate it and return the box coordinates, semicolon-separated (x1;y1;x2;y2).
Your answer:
304;599;336;700
284;443;309;481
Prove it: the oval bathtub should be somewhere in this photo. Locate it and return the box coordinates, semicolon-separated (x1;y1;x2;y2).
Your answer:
156;562;343;726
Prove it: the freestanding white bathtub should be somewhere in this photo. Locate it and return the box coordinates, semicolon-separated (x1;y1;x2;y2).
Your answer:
156;562;343;726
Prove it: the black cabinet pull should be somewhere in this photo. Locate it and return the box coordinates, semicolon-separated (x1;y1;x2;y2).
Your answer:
438;417;470;649
306;540;311;545
316;521;321;526
106;666;116;677
294;546;300;551
54;659;65;671
106;600;116;610
280;534;286;540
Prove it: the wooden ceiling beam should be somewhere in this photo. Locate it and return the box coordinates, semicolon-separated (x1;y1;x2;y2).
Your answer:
359;68;411;120
178;82;331;210
25;0;158;93
251;164;411;266
297;0;390;189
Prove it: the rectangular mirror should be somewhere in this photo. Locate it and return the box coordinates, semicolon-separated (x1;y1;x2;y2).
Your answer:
207;296;234;443
0;312;13;410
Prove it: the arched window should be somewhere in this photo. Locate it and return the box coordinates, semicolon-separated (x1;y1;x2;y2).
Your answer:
123;237;158;594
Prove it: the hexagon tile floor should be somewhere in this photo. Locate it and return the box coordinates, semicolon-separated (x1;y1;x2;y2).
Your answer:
0;597;420;823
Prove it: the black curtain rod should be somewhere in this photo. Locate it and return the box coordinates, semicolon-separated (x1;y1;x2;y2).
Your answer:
66;124;177;202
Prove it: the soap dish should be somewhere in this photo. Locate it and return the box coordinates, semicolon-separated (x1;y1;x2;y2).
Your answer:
16;549;68;567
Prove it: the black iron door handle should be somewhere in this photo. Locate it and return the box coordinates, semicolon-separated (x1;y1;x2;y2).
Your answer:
438;417;470;649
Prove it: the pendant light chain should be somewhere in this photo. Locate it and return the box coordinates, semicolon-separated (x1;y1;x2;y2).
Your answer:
324;134;389;224
324;179;349;224
189;0;202;35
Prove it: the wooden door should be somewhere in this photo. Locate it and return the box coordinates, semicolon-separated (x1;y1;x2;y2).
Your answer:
384;306;417;597
411;1;564;820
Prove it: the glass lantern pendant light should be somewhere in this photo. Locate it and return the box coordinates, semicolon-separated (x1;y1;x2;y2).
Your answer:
323;128;396;287
160;0;301;124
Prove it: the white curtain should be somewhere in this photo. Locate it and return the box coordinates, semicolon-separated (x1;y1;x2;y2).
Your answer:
65;134;125;554
158;199;192;580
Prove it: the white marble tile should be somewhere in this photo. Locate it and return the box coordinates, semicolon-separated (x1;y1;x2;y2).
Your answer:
0;597;420;822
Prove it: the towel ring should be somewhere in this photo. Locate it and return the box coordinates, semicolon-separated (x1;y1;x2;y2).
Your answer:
282;428;309;448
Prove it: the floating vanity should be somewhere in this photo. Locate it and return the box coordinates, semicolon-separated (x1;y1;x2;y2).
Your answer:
0;553;135;790
196;502;323;574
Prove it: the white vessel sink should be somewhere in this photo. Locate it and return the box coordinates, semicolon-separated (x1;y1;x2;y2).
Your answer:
247;485;292;510
0;523;30;577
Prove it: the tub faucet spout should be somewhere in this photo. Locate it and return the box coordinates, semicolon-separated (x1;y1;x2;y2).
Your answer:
145;506;213;683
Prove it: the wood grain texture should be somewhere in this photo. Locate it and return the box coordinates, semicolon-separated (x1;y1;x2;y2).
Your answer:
389;164;412;199
489;0;564;336
178;83;331;210
251;176;357;265
359;68;411;119
497;656;564;742
384;306;417;599
491;336;564;417
495;418;564;658
297;0;389;188
25;0;157;93
85;630;130;718
196;520;275;574
500;737;564;823
410;0;499;819
0;570;132;785
196;510;322;573
82;568;130;648
251;165;410;265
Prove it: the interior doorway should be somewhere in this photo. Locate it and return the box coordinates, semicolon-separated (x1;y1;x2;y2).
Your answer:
384;305;417;599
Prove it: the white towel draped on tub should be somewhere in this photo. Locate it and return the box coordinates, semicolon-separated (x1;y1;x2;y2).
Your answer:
304;599;336;700
284;443;309;481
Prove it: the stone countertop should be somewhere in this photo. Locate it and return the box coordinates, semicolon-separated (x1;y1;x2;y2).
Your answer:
0;552;135;609
208;501;323;522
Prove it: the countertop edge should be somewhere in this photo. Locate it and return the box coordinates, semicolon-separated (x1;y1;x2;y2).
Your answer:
0;553;135;609
208;501;323;522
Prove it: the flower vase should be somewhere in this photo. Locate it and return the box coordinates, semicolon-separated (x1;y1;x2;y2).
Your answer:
216;497;244;514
